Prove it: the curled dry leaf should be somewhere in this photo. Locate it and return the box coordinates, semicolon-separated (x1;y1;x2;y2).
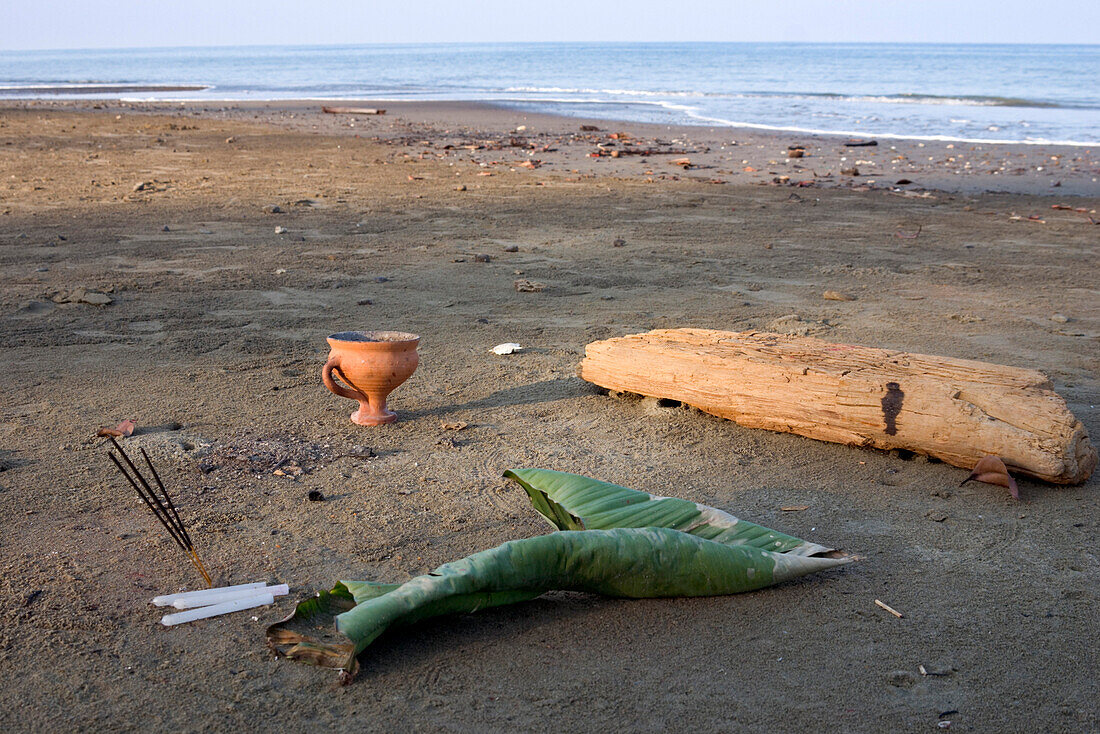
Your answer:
97;418;136;438
960;455;1019;499
440;420;469;431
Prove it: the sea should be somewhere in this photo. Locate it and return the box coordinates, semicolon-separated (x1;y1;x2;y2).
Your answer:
1;42;1098;145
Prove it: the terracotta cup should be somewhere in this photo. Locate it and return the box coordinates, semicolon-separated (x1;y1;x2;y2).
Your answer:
322;331;420;426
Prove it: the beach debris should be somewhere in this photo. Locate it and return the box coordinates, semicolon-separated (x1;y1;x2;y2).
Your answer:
960;455;1019;499
263;204;283;214
132;181;154;192
491;342;523;355
269;469;849;682
613;237;626;247
225;137;235;144
875;599;904;618
840;166;860;176
580;125;600;131
513;278;545;292
823;291;855;302
502;244;518;252
788;147;805;158
780;505;810;512
895;225;922;239
1050;314;1070;324
454;184;466;191
919;663;956;677
1009;213;1045;224
97;419;137;438
440;420;469;431
895;178;913;185
106;437;213;587
579;328;1096;484
321;106;385;115
274;226;287;234
844;139;878;147
671;157;692;168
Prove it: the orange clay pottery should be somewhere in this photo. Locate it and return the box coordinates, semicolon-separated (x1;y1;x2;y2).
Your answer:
322;331;420;426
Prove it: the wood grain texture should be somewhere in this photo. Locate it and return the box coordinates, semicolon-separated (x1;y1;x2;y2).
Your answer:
579;328;1096;484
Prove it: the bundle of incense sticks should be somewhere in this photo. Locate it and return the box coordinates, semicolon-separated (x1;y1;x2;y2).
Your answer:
106;437;212;587
154;583;289;626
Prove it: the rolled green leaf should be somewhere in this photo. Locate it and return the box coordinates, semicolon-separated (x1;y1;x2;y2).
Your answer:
504;468;832;556
267;528;850;681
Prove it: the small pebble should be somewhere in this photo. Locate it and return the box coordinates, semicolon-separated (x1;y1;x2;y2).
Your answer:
274;226;287;234
1050;313;1070;323
502;244;518;252
307;490;324;502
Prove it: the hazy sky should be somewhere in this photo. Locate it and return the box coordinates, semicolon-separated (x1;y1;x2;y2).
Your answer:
5;0;1099;50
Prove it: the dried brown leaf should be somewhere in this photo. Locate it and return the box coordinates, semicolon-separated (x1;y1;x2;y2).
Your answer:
97;418;136;438
960;454;1019;499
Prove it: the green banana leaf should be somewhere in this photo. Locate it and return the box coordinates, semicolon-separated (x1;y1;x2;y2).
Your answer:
267;527;850;682
504;468;833;556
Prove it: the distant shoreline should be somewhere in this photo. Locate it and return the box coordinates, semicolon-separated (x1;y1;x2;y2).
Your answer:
4;98;1096;197
3;42;1096;146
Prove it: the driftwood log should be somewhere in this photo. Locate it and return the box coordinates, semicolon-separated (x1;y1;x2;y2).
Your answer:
579;328;1096;485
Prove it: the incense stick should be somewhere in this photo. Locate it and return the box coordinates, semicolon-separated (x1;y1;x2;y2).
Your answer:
107;438;212;587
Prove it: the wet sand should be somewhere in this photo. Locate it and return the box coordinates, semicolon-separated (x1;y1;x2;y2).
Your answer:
0;101;1097;732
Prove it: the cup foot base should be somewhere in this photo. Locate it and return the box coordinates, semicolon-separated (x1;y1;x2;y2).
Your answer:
351;409;397;426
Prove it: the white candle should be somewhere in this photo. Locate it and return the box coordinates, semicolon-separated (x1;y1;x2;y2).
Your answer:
153;582;266;607
171;584;289;609
160;593;275;626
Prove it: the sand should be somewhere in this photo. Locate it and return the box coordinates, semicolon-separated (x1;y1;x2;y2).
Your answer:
0;100;1097;732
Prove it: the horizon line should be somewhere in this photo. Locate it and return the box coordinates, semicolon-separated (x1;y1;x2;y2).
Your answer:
5;39;1100;54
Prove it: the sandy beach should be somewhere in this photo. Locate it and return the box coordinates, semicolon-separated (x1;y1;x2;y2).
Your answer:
1;100;1097;731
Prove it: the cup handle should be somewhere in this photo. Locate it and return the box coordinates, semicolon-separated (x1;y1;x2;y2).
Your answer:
322;357;368;403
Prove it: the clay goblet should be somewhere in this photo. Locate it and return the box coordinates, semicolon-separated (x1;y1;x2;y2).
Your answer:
322;331;420;426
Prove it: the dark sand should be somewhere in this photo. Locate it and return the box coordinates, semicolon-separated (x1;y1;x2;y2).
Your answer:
0;100;1097;732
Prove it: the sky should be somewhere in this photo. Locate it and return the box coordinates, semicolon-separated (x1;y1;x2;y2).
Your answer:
4;0;1099;50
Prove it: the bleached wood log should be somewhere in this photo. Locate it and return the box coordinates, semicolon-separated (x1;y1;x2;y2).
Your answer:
579;328;1096;484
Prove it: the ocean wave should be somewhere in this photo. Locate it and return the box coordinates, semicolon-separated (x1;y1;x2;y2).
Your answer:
504;86;706;98
503;86;1074;109
673;106;1098;147
0;82;210;94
